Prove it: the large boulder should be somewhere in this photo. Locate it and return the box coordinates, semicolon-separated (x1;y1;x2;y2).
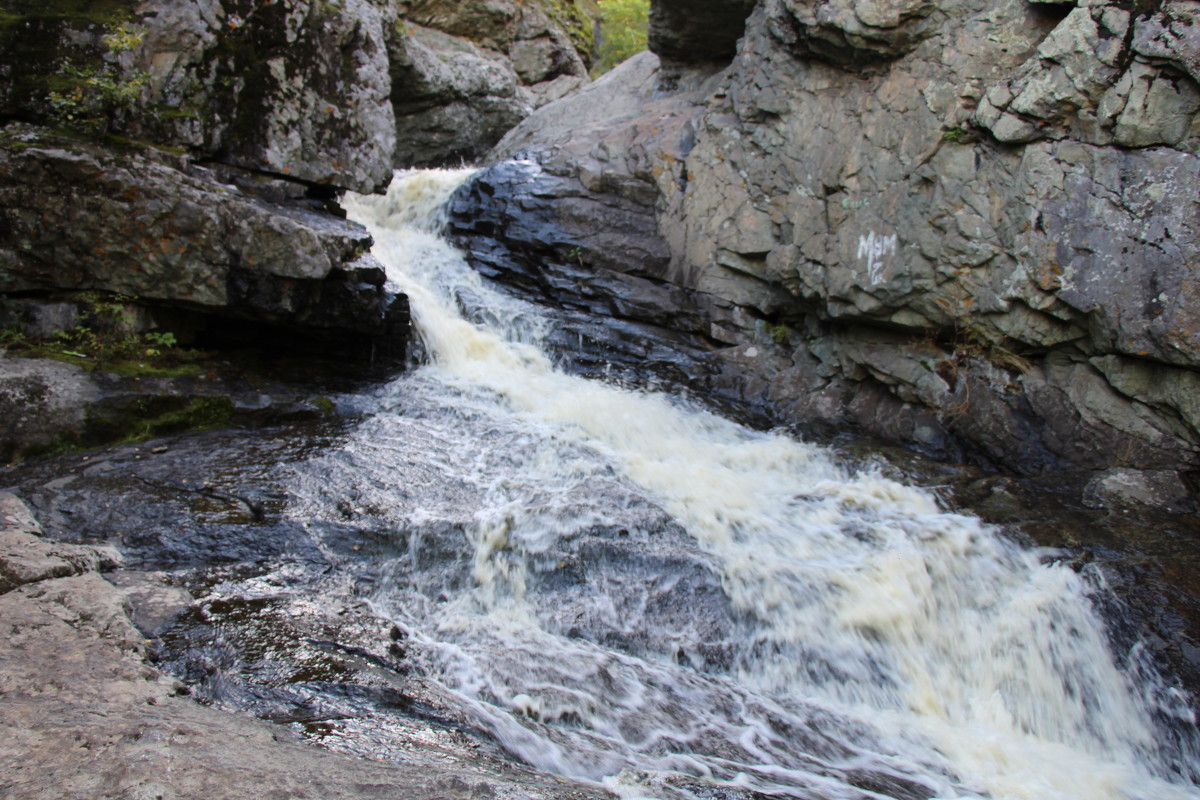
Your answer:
389;0;592;164
0;356;98;464
766;0;938;65
135;0;398;193
0;129;407;347
389;22;534;166
453;0;1200;476
0;0;594;177
0;0;400;193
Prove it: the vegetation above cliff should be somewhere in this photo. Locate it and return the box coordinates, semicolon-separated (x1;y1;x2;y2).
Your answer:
593;0;649;74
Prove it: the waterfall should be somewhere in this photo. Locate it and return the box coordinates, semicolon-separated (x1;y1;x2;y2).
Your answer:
335;170;1200;800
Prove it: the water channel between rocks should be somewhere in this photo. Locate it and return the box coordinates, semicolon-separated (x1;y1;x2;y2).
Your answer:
9;170;1200;800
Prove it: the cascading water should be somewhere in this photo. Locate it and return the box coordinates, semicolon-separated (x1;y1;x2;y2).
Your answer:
328;169;1200;800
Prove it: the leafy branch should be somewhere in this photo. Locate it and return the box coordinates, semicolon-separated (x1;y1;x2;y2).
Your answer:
46;22;149;134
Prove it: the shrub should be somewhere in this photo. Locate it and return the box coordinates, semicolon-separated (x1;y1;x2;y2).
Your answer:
592;0;649;76
46;22;148;133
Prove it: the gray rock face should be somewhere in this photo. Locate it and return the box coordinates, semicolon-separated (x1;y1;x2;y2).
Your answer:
974;2;1200;147
388;0;591;164
1;0;593;184
1082;467;1193;511
133;0;398;193
457;0;1200;476
390;22;533;166
767;0;938;65
0;356;98;463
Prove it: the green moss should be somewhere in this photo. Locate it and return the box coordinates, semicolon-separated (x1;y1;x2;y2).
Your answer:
4;343;204;377
1;3;143;135
761;321;790;345
2;293;214;377
20;394;234;460
86;394;234;445
0;135;37;151
942;126;971;144
0;0;138;27
311;396;335;414
102;360;204;378
541;0;597;64
100;133;188;155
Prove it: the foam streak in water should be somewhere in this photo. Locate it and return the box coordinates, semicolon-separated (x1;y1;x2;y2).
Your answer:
340;171;1200;800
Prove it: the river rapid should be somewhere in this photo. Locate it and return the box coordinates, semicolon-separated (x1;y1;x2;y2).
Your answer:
8;169;1200;800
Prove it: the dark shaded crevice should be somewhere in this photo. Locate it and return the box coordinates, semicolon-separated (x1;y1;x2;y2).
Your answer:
649;0;757;66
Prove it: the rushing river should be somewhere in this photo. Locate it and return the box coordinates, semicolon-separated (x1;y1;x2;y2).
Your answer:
8;168;1195;800
317;170;1200;800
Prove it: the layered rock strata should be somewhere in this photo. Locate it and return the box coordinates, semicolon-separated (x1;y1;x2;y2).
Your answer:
453;0;1200;483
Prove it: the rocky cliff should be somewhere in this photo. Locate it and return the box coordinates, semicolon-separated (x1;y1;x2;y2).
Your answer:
0;0;592;358
451;0;1200;494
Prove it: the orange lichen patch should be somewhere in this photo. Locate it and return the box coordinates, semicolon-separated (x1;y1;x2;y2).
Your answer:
1034;260;1064;292
1164;268;1200;357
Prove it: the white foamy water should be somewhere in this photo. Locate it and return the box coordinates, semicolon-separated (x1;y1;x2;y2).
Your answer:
339;170;1200;800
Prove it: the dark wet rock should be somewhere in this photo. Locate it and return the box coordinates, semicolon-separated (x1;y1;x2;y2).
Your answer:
0;488;614;800
108;570;194;637
0;350;364;463
1082;468;1193;512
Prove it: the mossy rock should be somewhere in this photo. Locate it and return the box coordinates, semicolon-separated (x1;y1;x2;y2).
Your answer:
0;0;137;26
0;0;140;118
84;394;234;446
540;0;596;63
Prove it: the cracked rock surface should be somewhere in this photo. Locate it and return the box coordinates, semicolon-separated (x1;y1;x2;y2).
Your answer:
451;0;1200;480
